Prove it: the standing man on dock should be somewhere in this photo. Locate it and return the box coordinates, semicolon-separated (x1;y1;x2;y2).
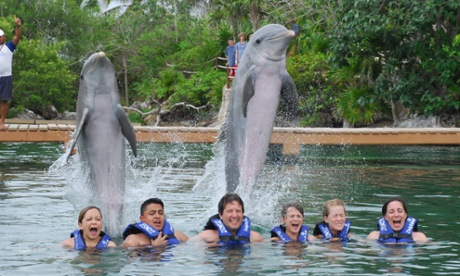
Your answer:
0;15;22;130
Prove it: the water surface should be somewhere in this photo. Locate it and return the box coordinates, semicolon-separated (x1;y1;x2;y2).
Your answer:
0;142;459;275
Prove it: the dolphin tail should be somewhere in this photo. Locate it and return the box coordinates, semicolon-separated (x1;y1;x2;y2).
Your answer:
65;107;90;162
280;73;298;120
115;104;137;157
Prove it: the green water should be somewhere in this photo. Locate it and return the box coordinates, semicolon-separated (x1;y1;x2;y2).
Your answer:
0;142;459;275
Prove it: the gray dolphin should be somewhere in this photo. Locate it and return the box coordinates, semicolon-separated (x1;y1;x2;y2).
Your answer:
66;52;137;232
222;24;298;193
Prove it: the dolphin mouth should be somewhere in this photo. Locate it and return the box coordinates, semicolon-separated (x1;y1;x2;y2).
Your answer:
259;31;294;61
82;52;112;75
266;31;295;42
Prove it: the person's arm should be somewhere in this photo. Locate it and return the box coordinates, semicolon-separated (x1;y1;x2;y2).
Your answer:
108;240;117;247
367;231;379;240
235;44;239;64
174;229;189;242
413;232;428;243
250;231;264;242
12;15;22;46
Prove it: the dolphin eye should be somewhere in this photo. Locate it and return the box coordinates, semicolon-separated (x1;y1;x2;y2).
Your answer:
80;75;84;80
256;39;261;44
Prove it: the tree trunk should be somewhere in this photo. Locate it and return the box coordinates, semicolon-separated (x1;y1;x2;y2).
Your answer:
250;0;260;32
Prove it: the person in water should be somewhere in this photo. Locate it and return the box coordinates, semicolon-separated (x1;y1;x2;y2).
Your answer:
367;197;428;243
313;199;352;242
271;202;312;243
122;197;188;247
61;206;116;250
193;193;264;245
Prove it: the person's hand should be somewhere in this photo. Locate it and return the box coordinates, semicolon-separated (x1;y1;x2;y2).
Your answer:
14;15;21;27
151;232;168;247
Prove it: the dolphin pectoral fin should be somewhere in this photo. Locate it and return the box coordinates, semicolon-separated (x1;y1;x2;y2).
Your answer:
241;67;257;118
115;104;138;157
280;73;299;118
65;107;90;162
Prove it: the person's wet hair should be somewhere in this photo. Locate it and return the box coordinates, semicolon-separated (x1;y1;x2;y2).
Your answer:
281;203;304;218
322;198;347;218
78;206;101;224
140;197;164;215
381;197;408;216
218;193;244;215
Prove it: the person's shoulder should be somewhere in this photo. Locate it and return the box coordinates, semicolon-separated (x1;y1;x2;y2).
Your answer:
193;229;219;243
413;231;428;243
122;232;150;248
250;230;264;242
367;231;379;240
61;237;74;248
5;41;16;52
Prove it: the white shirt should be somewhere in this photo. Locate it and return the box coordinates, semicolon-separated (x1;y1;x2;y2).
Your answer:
0;41;16;77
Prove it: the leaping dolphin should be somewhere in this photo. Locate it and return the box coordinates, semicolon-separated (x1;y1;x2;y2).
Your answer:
66;52;137;233
221;24;298;193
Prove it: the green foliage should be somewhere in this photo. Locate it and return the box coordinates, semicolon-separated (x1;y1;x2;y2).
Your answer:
335;86;381;126
152;69;226;107
287;39;337;126
128;112;144;125
13;39;76;113
1;0;459;124
330;0;460;117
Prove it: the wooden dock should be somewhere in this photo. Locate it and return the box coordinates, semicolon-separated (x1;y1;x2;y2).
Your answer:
1;119;459;154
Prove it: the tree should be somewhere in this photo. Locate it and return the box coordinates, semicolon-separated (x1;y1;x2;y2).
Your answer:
13;39;76;116
330;0;460;122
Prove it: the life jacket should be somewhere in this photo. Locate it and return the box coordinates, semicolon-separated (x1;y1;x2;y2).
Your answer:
315;221;351;241
211;216;251;245
377;216;417;244
271;224;309;243
122;219;180;245
71;230;112;250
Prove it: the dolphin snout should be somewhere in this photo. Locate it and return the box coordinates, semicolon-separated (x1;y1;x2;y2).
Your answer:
98;52;106;57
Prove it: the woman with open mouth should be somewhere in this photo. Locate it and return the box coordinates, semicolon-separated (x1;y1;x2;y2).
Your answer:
271;202;313;243
313;199;352;242
367;197;428;243
61;206;116;250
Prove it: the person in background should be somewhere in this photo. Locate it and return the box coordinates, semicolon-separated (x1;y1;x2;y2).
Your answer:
192;193;264;245
0;15;22;130
122;197;188;247
313;199;352;242
61;206;117;250
235;32;248;65
271;202;313;243
367;197;428;243
225;38;236;77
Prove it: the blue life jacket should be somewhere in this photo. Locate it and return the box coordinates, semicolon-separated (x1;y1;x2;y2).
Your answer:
122;219;180;245
71;230;112;250
377;216;417;243
316;221;351;241
271;224;309;243
211;216;251;245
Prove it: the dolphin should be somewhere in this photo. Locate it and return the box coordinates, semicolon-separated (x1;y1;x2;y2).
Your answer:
66;52;137;232
221;24;298;193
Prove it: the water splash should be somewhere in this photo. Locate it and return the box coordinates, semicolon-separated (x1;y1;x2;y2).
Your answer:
49;140;138;236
